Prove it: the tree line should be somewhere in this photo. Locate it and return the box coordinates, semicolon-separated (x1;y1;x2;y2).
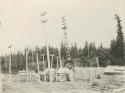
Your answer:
0;14;124;72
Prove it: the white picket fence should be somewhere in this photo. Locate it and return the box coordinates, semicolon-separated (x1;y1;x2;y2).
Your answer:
74;67;105;81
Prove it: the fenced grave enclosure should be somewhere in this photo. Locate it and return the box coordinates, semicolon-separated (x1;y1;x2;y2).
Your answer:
1;67;105;83
74;67;105;81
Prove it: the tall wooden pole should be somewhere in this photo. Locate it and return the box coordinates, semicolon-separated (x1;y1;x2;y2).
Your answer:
26;50;28;83
41;12;51;82
8;45;12;82
36;53;40;74
0;57;1;73
56;56;59;69
56;56;59;82
41;13;50;69
46;34;50;70
88;44;89;59
9;52;12;82
0;22;1;73
0;57;1;93
44;18;51;82
42;55;45;70
42;55;46;82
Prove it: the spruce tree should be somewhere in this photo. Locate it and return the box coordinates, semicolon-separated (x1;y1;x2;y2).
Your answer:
110;39;116;56
70;43;78;58
110;39;117;65
83;41;89;58
115;14;125;65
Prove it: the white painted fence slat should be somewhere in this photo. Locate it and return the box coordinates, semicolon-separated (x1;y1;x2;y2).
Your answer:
74;67;105;81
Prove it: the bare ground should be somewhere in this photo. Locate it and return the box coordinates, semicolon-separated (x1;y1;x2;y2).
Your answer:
1;74;125;93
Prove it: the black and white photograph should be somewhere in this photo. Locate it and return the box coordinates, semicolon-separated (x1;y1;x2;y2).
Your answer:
0;0;125;93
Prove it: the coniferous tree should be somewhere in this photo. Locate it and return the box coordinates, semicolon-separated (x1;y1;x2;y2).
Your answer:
83;41;89;58
110;39;116;56
70;43;79;58
98;44;110;67
110;39;117;65
115;14;125;65
89;42;97;58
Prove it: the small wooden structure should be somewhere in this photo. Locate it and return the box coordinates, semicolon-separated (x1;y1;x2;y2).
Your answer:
18;70;40;82
88;57;99;67
56;67;74;82
56;68;67;82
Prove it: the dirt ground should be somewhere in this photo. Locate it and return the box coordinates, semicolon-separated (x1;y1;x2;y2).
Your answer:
1;73;125;93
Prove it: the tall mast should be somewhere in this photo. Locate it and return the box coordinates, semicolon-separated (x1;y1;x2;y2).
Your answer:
41;12;50;69
25;49;28;83
41;12;51;82
0;20;1;73
8;45;12;82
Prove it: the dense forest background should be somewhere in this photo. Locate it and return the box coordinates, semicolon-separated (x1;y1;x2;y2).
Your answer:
0;14;125;72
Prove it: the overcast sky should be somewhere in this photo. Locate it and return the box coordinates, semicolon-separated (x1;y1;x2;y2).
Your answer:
0;0;125;55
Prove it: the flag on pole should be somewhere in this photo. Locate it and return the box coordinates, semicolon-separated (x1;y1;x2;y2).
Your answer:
40;12;47;16
41;19;48;23
8;45;12;48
